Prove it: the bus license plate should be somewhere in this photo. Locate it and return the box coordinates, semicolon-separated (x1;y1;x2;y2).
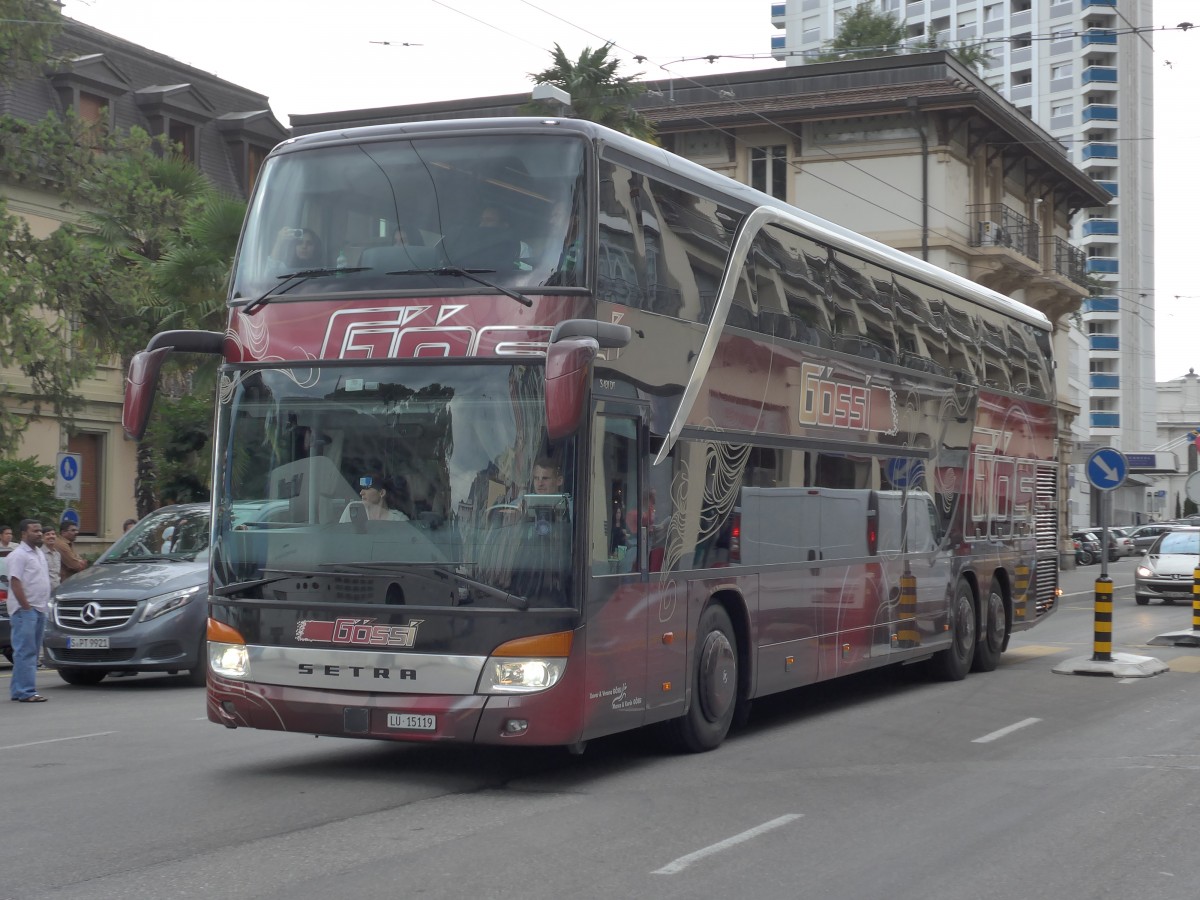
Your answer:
387;713;436;731
67;636;110;649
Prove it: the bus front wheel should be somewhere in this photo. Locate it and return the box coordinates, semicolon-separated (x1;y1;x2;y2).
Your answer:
931;579;976;681
672;604;738;752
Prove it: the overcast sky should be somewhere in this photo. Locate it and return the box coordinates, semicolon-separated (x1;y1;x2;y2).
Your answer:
61;0;1198;381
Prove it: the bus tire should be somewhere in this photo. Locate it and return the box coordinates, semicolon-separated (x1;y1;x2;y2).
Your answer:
972;584;1006;673
931;579;976;681
672;604;738;752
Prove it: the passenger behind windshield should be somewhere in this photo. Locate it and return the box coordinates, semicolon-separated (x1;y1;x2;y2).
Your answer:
270;227;323;271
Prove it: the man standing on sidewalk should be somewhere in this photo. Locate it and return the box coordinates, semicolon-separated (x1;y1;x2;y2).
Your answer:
7;519;51;702
58;520;88;584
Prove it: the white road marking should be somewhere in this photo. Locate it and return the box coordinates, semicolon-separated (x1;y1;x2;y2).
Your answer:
972;717;1041;744
652;814;803;875
0;731;116;751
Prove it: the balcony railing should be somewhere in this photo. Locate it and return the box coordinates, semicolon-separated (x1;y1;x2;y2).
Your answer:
1083;66;1118;84
1082;142;1118;161
1090;412;1120;429
1050;236;1088;286
1082;218;1118;237
1083;29;1117;45
1089;334;1119;351
1090;373;1120;389
1085;295;1119;313
1083;104;1118;122
1086;257;1119;275
969;204;1039;262
1095;180;1118;197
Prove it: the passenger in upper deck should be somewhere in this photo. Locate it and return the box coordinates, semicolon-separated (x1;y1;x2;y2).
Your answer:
270;226;323;270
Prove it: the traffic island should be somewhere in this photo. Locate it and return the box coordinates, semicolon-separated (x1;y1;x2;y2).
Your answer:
1054;574;1167;677
1148;566;1200;647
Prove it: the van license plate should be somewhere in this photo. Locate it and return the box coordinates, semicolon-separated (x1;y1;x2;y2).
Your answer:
67;636;110;649
387;713;436;731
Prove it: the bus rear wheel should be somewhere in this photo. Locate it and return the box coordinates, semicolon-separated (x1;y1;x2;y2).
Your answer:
971;585;1006;673
931;579;976;681
671;604;738;752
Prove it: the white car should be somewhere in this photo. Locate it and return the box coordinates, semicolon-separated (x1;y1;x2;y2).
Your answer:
1135;527;1200;606
1108;527;1139;558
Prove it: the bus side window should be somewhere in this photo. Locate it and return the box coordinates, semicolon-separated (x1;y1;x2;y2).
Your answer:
591;415;639;576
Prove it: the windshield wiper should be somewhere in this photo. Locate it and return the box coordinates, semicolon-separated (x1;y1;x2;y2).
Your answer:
388;267;533;308
242;267;371;316
213;569;329;597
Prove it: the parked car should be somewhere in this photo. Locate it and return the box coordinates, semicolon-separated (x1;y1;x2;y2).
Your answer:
1087;528;1123;562
1135;526;1200;606
1071;530;1102;565
1129;523;1174;553
0;556;11;663
1109;527;1139;558
42;503;212;686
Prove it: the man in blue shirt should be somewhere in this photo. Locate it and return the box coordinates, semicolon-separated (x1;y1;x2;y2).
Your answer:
7;519;51;702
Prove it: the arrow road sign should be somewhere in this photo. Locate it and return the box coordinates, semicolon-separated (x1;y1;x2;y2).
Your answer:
1086;447;1128;492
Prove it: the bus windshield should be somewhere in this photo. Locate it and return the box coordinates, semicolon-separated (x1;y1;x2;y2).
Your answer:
233;134;588;301
212;363;576;610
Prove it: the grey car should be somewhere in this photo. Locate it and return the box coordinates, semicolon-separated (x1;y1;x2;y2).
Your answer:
42;504;211;685
1134;526;1200;606
1129;523;1174;553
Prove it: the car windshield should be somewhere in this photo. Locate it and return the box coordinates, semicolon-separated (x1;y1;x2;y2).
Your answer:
233;133;588;301
1155;531;1200;555
212;362;576;610
104;507;211;563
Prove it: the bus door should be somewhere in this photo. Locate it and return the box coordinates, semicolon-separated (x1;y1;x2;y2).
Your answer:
583;411;649;739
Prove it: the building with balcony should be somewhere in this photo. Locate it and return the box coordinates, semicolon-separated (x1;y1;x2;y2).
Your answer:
770;0;1156;527
0;18;287;549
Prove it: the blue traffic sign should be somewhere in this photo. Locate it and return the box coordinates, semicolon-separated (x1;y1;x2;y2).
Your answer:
885;457;925;489
60;508;80;527
59;455;78;481
1086;447;1128;492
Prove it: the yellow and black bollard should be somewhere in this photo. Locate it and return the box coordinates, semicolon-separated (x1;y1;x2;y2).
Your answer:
896;566;919;648
1193;566;1200;635
1013;561;1030;624
1092;577;1113;663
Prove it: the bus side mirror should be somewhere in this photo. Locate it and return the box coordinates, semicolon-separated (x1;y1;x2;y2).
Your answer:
122;330;224;441
123;346;173;441
544;337;598;440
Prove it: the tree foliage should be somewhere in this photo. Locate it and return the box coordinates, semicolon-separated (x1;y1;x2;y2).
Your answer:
0;0;61;84
0;456;59;529
0;108;241;510
817;2;987;72
527;43;656;142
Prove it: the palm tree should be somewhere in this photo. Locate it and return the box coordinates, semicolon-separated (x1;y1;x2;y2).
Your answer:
528;43;656;142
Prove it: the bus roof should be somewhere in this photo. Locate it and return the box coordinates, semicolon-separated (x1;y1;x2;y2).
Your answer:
272;117;1052;332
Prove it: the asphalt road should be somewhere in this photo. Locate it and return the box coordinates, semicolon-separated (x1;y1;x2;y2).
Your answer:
4;557;1200;900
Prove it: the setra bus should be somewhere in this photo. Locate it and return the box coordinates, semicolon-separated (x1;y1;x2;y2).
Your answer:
123;117;1059;752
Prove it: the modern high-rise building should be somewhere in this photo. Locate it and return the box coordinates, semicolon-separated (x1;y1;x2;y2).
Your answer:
771;0;1156;524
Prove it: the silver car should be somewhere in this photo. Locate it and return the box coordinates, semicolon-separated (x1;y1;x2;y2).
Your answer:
1134;527;1200;606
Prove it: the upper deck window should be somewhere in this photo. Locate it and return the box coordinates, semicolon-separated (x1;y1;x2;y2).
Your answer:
233;134;588;302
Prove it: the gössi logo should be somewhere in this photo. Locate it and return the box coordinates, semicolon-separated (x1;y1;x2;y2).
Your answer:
295;617;423;648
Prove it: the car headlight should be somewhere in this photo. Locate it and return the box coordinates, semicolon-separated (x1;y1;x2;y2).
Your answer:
140;584;205;621
1135;564;1153;578
478;631;573;695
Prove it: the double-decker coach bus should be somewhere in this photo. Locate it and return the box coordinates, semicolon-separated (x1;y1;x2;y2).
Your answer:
124;118;1059;753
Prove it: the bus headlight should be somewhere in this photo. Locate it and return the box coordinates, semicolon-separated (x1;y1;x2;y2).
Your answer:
210;642;250;679
480;658;566;694
478;630;573;695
